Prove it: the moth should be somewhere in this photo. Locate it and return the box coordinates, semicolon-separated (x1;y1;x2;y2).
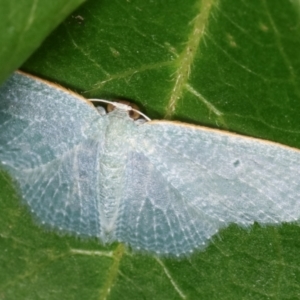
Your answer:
1;72;300;256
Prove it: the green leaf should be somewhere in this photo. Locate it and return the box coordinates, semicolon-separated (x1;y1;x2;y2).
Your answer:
1;0;300;298
0;0;86;84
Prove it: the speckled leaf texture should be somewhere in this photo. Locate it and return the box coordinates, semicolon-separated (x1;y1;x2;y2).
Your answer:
1;0;300;299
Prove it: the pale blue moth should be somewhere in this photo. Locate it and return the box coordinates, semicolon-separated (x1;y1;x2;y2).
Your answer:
1;72;300;256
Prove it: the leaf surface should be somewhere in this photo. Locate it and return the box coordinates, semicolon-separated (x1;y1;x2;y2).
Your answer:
0;0;85;84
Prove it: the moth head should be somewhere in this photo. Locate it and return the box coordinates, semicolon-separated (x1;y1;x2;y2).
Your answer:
89;98;151;121
107;100;141;120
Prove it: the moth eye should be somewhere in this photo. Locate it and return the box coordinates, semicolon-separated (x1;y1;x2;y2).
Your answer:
128;108;140;120
107;100;140;120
